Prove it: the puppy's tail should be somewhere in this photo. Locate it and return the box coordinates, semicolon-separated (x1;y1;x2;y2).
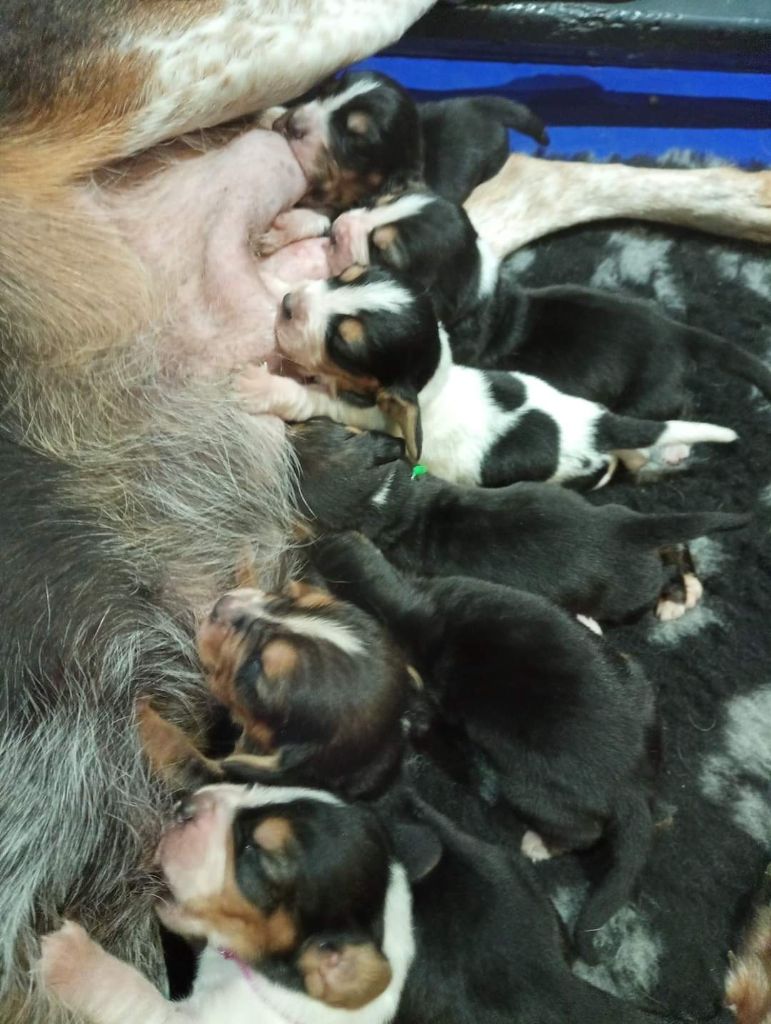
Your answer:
596;413;738;453
469;95;549;146
574;789;653;965
680;321;771;401
620;510;751;549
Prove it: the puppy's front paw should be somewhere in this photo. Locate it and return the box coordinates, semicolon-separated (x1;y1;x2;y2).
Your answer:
40;921;102;1004
254;211;331;257
236;363;299;417
655;596;687;622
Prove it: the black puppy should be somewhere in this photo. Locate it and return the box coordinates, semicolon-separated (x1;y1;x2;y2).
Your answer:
276;70;546;209
248;265;737;489
311;530;657;962
390;797;728;1024
329;188;771;419
291;419;749;623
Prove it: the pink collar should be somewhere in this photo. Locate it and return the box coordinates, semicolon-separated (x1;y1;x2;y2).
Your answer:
219;948;304;1024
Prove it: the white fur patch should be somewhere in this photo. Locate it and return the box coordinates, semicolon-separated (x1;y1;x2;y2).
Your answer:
321;76;381;115
701;686;771;844
371;467;396;507
476;240;501;299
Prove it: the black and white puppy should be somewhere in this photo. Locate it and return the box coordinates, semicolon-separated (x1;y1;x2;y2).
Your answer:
311;531;657;962
40;783;416;1024
290;420;749;623
329;188;771;419
242;266;737;489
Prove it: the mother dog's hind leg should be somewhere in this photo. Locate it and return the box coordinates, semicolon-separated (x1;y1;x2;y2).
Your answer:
465;154;771;255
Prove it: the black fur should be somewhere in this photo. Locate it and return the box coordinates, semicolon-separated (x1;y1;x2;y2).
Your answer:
286;70;547;208
365;188;771;418
311;530;657;960
385;798;725;1024
292;419;749;622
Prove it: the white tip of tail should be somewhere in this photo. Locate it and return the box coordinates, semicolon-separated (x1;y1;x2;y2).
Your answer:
659;421;739;446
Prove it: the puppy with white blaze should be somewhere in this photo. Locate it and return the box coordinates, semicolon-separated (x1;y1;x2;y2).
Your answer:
242;267;738;489
40;784;415;1024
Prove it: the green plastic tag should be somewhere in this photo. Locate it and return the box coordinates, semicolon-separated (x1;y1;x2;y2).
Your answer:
411;464;427;481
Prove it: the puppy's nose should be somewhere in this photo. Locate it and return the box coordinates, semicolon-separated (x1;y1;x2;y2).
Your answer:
281;293;294;320
274;110;306;140
174;793;198;824
211;593;247;624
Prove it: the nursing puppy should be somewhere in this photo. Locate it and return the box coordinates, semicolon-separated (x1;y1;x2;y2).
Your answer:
276;70;546;208
194;580;414;797
40;783;415;1024
257;71;546;253
311;531;657;962
329;189;771;419
242;266;738;488
291;420;749;622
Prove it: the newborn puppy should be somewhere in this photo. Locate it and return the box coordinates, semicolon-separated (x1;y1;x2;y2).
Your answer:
290;419;749;622
258;71;546;253
330;188;771;419
192;580;414;797
242;266;737;489
312;531;657;962
395;798;700;1024
278;70;546;208
40;783;415;1023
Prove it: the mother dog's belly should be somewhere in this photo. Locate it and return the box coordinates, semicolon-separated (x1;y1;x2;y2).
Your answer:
89;128;330;377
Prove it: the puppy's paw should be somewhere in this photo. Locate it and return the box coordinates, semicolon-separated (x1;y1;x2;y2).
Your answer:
520;830;553;862
656;596;687;622
254;211;331;257
654;442;691;467
236;363;298;417
684;572;704;610
576;614;603;636
40;921;102;1003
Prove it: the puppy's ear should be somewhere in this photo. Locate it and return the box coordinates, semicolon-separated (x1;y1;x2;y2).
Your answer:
388;820;443;883
377;387;422;463
299;937;392;1009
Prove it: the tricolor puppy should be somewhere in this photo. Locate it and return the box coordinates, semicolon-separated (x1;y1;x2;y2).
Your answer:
257;71;546;253
276;70;547;209
290;420;750;623
311;531;657;963
329;189;771;419
191;580;413;798
40;783;415;1024
248;266;738;489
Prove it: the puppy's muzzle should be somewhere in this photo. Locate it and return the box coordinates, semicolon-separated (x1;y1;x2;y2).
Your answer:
274;110;307;140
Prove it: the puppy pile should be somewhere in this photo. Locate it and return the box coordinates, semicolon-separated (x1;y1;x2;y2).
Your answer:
41;72;755;1024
